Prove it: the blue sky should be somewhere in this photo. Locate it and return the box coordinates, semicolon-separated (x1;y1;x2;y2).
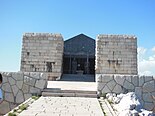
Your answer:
0;0;155;75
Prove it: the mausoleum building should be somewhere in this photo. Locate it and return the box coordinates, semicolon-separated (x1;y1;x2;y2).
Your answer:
20;33;137;80
1;33;155;115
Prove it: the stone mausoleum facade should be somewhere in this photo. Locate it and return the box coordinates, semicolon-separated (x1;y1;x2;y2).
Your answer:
20;33;137;80
0;33;155;115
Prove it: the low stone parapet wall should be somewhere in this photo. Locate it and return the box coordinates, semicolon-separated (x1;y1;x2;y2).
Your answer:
96;74;155;111
0;72;48;115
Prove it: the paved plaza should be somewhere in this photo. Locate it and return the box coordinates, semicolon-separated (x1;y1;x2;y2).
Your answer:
47;80;97;91
18;97;104;116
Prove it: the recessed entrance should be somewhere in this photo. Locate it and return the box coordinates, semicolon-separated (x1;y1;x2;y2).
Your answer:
63;56;95;75
62;34;95;82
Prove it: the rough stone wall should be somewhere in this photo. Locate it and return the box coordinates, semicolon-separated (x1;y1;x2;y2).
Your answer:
0;72;47;115
96;74;155;111
96;35;137;75
20;33;64;80
95;35;155;111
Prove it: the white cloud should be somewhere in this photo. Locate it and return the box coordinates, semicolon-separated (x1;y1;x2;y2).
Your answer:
149;55;155;61
138;47;147;55
138;46;155;76
138;59;155;76
151;46;155;52
137;47;147;62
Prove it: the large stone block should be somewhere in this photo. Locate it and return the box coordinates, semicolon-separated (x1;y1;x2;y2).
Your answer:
30;72;40;79
0;101;10;115
143;102;154;111
24;93;32;100
114;75;125;86
123;80;134;90
12;72;23;81
97;82;106;91
10;103;17;111
112;84;123;94
35;79;46;89
8;77;16;86
22;84;29;93
135;87;142;100
5;92;14;103
101;75;113;83
16;90;24;103
131;75;138;87
2;83;12;92
144;76;153;82
40;73;48;80
139;76;144;86
24;76;36;86
30;87;41;94
2;76;8;83
142;80;155;92
142;92;153;102
16;80;23;89
107;80;116;91
12;85;19;96
101;85;111;93
125;75;132;82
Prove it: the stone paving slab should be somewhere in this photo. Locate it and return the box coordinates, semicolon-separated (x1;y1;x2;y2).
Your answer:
18;97;104;116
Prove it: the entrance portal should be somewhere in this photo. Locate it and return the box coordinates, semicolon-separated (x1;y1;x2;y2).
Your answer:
63;56;95;74
63;34;95;77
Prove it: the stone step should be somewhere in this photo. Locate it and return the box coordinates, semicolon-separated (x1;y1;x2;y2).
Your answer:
42;92;97;98
42;88;97;98
43;88;97;94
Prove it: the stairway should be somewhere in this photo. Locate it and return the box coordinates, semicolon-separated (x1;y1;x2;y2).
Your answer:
42;88;97;98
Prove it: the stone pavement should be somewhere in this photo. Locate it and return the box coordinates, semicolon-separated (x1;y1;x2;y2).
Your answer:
18;97;104;116
47;81;97;91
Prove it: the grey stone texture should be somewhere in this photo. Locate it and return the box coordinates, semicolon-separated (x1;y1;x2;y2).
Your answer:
96;34;137;75
0;72;47;115
96;74;155;111
95;35;155;111
20;33;64;80
13;97;104;116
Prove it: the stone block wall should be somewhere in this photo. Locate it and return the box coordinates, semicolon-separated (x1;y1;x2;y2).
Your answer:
96;35;137;75
0;72;48;115
96;74;155;111
20;33;64;80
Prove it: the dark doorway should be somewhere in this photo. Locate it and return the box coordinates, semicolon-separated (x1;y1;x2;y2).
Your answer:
63;56;95;75
62;34;95;82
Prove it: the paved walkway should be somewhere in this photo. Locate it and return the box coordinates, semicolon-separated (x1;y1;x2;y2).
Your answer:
19;97;104;116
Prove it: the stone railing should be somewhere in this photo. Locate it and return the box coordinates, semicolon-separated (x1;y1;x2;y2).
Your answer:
0;72;48;115
96;74;155;111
